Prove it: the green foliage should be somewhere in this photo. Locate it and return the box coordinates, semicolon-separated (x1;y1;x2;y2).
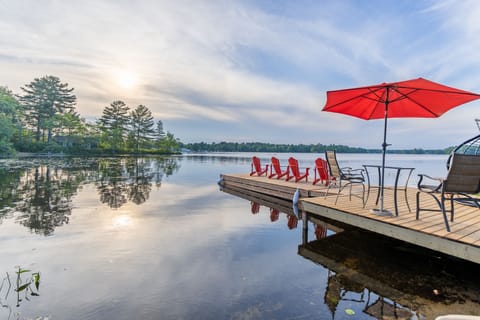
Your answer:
1;76;181;155
0;87;20;155
98;100;130;153
0;267;41;309
130;104;155;153
18;75;76;143
42;142;64;153
0;138;15;157
0;86;20;116
157;132;181;154
57;111;86;136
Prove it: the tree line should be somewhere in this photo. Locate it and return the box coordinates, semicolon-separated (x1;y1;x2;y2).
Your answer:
180;141;451;154
0;75;180;156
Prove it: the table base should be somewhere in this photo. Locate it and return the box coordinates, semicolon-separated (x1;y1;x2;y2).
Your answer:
371;208;394;217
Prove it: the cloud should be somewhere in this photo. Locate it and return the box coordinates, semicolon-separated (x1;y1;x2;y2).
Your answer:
1;0;480;147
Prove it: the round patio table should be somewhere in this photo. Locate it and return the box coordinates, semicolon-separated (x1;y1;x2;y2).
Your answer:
362;165;415;216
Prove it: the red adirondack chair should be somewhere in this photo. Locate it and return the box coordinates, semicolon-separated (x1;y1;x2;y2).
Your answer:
286;157;309;183
270;208;279;222
312;157;331;185
268;156;290;179
250;201;260;214
287;214;298;229
314;224;328;239
250;156;269;176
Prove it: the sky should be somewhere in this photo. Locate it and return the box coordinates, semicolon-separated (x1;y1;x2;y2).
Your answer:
1;0;480;149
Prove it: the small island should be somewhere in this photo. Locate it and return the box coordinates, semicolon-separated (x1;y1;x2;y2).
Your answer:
0;75;181;156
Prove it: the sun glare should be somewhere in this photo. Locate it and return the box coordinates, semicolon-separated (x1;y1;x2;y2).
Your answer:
116;69;138;89
113;214;132;228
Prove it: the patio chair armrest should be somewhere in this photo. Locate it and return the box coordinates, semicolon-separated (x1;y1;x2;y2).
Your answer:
417;174;443;193
343;167;364;178
341;167;363;172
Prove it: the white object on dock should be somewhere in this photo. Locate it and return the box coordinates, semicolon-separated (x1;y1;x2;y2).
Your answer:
436;315;480;320
292;188;300;205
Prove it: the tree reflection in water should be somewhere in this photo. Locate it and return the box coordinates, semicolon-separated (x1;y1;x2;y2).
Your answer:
0;156;180;235
96;157;180;208
14;159;96;236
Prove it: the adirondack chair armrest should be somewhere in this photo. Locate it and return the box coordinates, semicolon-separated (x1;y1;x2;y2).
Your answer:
299;166;310;174
417;174;444;193
288;165;310;171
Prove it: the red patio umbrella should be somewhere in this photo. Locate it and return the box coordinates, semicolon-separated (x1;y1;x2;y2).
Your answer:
322;77;480;215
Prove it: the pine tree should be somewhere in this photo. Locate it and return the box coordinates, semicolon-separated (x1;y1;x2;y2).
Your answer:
19;75;76;143
98;100;130;153
130;105;155;153
155;120;166;149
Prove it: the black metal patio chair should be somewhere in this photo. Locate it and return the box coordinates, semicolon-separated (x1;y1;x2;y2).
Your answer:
416;153;480;232
324;150;365;206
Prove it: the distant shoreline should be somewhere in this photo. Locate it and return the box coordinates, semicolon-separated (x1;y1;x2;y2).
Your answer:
180;141;451;155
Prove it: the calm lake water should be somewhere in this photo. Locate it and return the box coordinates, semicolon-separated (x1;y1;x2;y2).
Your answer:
1;153;480;320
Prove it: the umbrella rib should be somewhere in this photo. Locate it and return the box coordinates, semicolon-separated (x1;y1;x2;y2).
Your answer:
324;87;385;109
366;87;387;103
387;87;439;116
393;84;480;97
390;87;477;117
365;87;387;119
403;95;442;117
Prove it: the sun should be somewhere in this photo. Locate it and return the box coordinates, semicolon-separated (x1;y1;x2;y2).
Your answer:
116;69;138;89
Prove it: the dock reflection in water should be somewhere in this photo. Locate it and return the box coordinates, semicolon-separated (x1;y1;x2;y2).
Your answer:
222;185;480;320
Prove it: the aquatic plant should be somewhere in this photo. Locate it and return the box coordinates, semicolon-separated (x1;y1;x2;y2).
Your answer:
0;267;41;311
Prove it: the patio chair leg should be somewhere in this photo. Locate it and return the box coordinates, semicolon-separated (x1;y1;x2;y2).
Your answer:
440;193;451;232
404;188;411;212
415;192;420;220
361;184;365;207
325;183;332;199
334;188;341;205
449;195;455;222
441;205;451;232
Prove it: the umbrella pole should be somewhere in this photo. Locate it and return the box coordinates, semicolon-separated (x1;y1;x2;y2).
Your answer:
380;103;388;212
373;87;392;216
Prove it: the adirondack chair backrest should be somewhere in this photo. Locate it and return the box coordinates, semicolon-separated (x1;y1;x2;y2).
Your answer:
252;156;262;172
288;157;300;177
315;158;329;180
444;153;480;194
271;157;282;174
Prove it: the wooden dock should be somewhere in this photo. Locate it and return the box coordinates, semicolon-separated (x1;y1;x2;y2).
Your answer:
221;173;480;264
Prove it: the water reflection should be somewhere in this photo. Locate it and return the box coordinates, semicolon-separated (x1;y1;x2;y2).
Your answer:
222;185;480;319
0;157;180;235
12;160;96;235
300;214;420;319
96;157;180;208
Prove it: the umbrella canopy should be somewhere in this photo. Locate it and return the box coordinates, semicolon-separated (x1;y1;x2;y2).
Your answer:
323;77;480;119
322;77;480;215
